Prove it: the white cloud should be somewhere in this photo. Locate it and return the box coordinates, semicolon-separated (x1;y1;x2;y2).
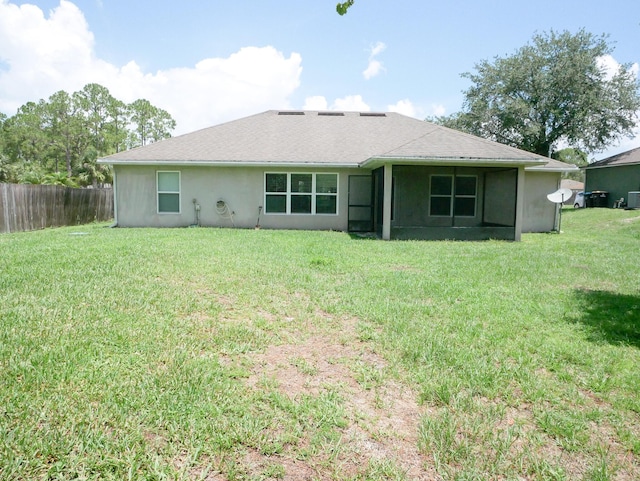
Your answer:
303;96;328;110
332;95;370;111
388;99;418;118
596;55;617;79
430;104;446;117
593;54;640;160
363;41;386;80
363;60;384;80
596;54;639;81
0;0;100;111
370;42;386;58
596;127;640;160
109;47;302;134
303;94;371;112
0;0;303;134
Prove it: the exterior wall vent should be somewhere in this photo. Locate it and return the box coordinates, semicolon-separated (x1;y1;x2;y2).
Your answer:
318;112;345;116
360;112;386;117
277;111;305;115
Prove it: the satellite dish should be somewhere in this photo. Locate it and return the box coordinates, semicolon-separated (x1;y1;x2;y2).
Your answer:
546;188;573;234
547;188;573;204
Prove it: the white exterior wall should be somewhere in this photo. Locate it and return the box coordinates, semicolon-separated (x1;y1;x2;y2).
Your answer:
522;171;560;233
113;165;363;231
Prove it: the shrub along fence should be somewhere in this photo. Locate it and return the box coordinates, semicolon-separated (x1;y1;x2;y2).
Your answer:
0;183;114;233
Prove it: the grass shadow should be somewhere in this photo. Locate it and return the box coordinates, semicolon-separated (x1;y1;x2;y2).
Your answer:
347;232;379;241
560;206;582;215
571;289;640;348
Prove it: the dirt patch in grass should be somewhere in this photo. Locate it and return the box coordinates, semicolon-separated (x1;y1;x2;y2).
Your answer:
224;314;640;480
243;315;436;480
492;390;640;480
178;286;640;479
620;215;640;223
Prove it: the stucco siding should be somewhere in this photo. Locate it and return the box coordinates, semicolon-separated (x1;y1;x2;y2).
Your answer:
522;171;559;232
585;164;640;207
113;165;362;231
113;164;561;236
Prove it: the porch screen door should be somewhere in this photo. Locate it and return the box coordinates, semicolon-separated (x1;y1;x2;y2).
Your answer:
348;175;373;232
483;168;518;226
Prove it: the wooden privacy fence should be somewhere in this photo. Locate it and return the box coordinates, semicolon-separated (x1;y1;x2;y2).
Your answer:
0;183;114;234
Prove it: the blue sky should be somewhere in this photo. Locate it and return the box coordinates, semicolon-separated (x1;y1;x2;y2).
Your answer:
1;0;639;159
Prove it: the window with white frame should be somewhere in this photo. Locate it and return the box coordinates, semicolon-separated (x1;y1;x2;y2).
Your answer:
265;173;338;214
157;171;180;213
429;174;477;217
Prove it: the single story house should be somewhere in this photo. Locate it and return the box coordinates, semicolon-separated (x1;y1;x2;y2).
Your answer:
560;179;585;206
583;147;640;208
99;110;576;241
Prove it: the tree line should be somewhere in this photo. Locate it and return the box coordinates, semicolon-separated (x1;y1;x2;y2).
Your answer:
3;28;638;188
0;84;175;187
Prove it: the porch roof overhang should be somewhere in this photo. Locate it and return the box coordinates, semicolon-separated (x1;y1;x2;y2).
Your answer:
526;163;579;173
361;155;546;170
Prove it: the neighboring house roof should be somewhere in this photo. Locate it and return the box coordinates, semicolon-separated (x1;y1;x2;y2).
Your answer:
584;146;640;170
561;179;584;191
100;110;574;171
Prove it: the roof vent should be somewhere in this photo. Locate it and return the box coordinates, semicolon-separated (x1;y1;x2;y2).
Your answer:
278;111;305;115
318;112;344;116
360;112;386;117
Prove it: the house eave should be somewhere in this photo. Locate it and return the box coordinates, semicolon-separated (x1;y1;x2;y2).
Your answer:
98;159;361;169
582;161;640;170
526;165;579;173
361;156;546;169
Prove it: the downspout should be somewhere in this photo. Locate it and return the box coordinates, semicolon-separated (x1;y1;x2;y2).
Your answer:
382;163;393;240
111;168;118;227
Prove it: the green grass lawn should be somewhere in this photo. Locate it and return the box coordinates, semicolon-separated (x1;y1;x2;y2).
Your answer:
1;208;639;480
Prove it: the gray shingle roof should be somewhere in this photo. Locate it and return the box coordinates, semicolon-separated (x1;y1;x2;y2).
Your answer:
584;146;640;169
561;179;584;190
100;110;569;170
